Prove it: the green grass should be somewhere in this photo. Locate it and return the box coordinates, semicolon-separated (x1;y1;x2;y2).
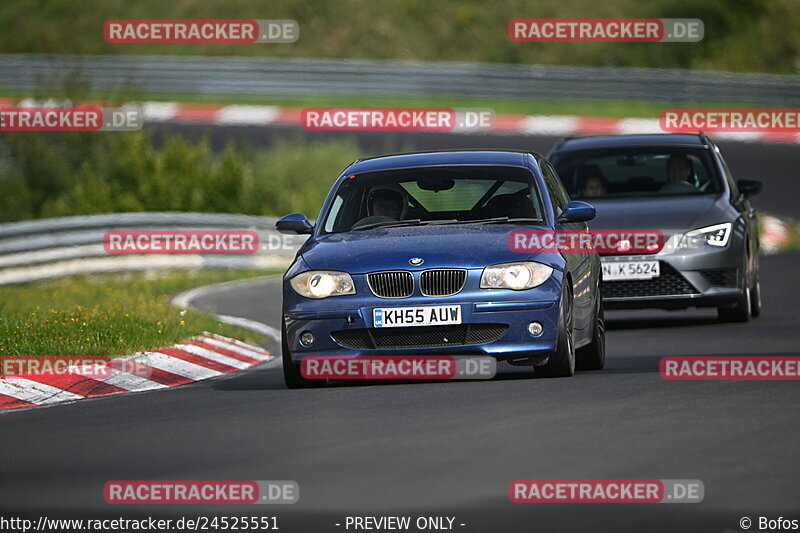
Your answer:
0;0;798;73
0;269;280;356
0;88;765;119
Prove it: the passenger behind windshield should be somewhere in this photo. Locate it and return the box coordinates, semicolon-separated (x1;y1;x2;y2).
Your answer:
577;165;608;198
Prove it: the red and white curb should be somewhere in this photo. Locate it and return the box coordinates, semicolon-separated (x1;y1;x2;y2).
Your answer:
140;103;800;144
4;98;800;144
761;215;792;254
0;333;273;411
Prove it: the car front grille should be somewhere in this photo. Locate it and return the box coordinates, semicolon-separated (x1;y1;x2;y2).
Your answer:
331;324;508;350
700;268;738;288
367;271;414;298
603;263;697;298
419;269;467;296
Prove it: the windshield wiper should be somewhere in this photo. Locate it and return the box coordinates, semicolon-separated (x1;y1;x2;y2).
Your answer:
439;217;545;225
351;219;423;231
351;219;462;232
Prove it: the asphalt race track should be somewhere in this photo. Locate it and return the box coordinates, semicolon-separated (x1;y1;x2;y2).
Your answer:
2;127;799;532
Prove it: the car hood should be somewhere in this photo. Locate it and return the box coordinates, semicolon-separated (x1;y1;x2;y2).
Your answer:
585;194;729;232
300;225;564;274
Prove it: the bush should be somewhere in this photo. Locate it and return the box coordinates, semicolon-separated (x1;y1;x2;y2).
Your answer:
0;0;797;73
0;129;361;222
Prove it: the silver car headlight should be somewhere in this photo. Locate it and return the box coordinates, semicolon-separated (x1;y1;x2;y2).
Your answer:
480;262;553;290
679;222;732;249
290;271;356;299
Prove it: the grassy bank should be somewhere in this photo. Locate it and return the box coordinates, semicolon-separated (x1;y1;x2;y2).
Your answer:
0;0;798;73
0;270;277;356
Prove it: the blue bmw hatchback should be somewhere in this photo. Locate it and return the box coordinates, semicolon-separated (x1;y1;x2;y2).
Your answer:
276;150;604;388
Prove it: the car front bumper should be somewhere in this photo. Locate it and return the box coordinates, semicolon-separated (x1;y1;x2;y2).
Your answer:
601;244;744;310
283;273;564;366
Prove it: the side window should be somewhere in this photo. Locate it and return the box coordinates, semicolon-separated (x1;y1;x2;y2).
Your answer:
324;195;344;233
540;160;570;214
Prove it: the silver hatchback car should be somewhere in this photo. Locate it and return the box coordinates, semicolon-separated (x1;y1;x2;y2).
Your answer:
549;133;762;322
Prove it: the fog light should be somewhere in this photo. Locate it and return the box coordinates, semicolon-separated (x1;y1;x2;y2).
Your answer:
299;331;315;347
528;322;543;337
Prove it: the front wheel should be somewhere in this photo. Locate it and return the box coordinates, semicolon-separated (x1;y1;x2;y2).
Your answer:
750;256;762;318
718;255;752;323
576;289;605;371
536;284;575;378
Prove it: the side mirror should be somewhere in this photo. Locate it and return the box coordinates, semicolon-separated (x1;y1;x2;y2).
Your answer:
276;213;314;235
558;201;596;224
737;179;762;198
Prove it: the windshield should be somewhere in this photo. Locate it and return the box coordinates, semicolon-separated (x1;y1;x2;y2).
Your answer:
321;165;546;234
551;148;723;200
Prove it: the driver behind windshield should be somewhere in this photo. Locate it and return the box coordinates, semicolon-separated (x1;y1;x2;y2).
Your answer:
350;185;409;230
661;153;697;193
667;153;693;183
370;188;405;220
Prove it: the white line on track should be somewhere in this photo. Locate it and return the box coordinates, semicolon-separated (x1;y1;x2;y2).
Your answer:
172;275;282;343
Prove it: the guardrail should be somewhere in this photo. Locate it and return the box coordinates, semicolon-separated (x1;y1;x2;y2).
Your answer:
0;212;302;285
0;211;791;285
1;54;799;105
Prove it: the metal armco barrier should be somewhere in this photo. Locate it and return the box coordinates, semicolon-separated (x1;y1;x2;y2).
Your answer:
0;54;799;105
0;212;303;285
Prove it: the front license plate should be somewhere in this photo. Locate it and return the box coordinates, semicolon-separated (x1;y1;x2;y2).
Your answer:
373;305;461;328
602;260;660;281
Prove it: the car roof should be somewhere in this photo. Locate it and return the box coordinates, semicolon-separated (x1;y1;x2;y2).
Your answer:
552;134;710;153
346;150;539;174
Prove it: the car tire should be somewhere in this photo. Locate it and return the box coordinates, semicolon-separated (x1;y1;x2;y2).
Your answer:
750;257;762;318
717;256;752;323
576;288;605;371
537;284;575;378
282;318;326;389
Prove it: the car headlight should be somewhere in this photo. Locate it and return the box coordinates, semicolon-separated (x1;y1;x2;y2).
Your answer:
679;222;732;249
480;262;553;290
290;271;356;299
